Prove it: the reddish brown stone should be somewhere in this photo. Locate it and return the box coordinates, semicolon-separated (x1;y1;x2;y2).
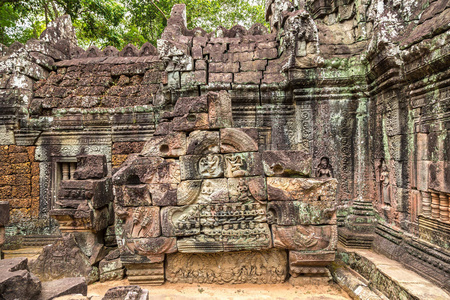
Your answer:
208;91;233;129
209;62;239;73
141;132;187;158
253;48;278;60
230;52;253;62
73;155;107;180
172;95;208;117
272;225;337;251
172;113;209;132
0;201;10;226
262;72;287;83
209;73;233;83
126;237;177;255
220;128;259;153
241;60;267;71
186;130;220;155
192;45;203;59
262;151;312;177
195;60;207;70
229;43;256;53
234;71;262;84
148;184;177;206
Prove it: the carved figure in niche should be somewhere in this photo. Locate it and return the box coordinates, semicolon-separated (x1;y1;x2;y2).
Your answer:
225;155;246;177
198;154;222;177
127;207;153;238
293;226;318;248
281;9;321;72
316;157;334;178
379;159;391;205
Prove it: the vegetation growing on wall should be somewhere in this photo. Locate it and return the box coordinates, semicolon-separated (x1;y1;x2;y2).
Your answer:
0;0;267;49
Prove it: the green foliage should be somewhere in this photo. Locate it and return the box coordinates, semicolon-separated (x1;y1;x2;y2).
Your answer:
0;0;267;49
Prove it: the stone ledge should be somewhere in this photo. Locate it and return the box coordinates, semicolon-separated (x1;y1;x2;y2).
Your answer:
336;247;450;300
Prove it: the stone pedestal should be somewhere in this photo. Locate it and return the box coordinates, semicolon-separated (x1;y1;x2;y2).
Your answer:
339;200;376;248
124;262;165;286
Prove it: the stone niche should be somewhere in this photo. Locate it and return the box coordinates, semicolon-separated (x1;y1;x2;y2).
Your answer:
112;91;338;285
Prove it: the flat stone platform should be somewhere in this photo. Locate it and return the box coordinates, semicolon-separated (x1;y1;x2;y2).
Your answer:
87;280;351;300
333;247;450;300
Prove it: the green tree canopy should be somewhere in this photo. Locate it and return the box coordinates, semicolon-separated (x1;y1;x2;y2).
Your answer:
0;0;267;49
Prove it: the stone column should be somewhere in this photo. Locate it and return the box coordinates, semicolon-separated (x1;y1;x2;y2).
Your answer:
448;195;450;219
431;193;440;219
0;201;10;255
62;163;70;180
439;193;449;222
70;162;77;179
421;191;431;217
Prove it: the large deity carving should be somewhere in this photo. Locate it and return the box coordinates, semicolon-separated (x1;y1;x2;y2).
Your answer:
266;0;323;71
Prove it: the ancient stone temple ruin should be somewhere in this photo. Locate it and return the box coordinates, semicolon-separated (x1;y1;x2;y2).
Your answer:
0;0;449;299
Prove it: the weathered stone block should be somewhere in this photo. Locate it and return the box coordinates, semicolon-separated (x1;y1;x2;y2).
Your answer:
172;95;208;117
229;43;255;53
267;201;336;225
38;277;87;300
113;156;180;185
115;184;151;207
73;155;107;180
161;205;200;237
172;113;209;132
253;48;277;59
195;59;207;70
223;222;272;252
262;151;312;177
267;177;338;203
220;128;258;153
209;73;233;83
141;132;187;157
208;91;233;129
30;235;98;284
224;152;263;177
177;179;229;205
166;249;287;283
209;62;239;73
228;176;267;202
102;286;149;300
272;225;337;251
126;237;177;255
0;201;10;226
289;250;335;276
241;60;267;71
99;257;124;282
0;258;41;300
117;206;160;238
148;184;177;206
180;154;224;180
234;71;262;84
186;130;220;155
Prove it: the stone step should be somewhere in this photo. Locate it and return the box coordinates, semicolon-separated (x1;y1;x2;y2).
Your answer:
336;247;450;300
331;263;388;300
2;246;43;260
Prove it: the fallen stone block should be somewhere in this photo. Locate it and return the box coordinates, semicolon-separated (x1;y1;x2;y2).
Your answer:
102;285;149;300
37;277;87;300
0;257;41;300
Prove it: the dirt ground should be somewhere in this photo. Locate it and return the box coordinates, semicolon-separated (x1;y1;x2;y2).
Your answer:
88;279;351;300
